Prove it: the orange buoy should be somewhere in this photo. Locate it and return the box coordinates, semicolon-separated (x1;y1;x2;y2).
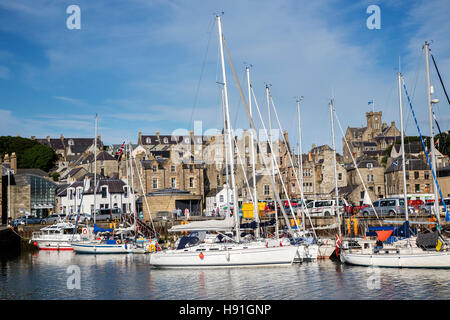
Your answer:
33;242;37;246
199;252;204;259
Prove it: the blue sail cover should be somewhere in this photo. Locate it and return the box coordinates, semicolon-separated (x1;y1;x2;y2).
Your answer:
366;222;415;239
93;224;114;234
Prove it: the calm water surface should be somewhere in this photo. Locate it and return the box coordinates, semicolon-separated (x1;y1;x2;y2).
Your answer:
0;251;449;300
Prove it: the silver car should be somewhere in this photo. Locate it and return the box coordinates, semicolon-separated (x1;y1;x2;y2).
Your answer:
361;198;413;216
41;214;66;224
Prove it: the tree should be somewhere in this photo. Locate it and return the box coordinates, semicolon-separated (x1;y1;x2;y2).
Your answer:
0;136;58;172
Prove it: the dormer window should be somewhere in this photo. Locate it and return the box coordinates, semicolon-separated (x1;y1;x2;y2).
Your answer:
367;163;373;170
184;138;190;144
163;137;168;144
146;137;151;144
68;139;74;146
152;164;157;172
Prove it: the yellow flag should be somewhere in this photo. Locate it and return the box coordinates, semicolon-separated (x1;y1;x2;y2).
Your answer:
436;239;442;252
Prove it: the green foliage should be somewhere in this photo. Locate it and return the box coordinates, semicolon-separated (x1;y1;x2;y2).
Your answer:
0;136;58;172
50;172;60;182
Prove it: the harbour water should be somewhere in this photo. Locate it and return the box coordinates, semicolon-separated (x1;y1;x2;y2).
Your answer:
1;251;449;300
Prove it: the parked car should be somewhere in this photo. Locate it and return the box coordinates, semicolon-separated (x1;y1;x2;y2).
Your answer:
68;213;91;223
360;198;414;216
13;216;26;226
419;198;450;216
303;199;348;216
41;214;66;224
24;216;44;224
94;208;122;222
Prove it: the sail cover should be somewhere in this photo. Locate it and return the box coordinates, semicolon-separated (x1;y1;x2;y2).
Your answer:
169;217;235;232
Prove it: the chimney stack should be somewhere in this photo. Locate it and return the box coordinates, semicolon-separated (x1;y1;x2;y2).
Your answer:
138;130;142;145
10;152;17;173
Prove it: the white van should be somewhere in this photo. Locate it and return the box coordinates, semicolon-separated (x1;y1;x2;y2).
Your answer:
304;199;348;216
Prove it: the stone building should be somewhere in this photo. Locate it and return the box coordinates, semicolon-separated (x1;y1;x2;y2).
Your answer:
342;111;400;164
34;135;103;162
346;156;385;204
385;155;434;201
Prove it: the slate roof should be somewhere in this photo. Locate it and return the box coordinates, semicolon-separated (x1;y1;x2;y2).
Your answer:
385;156;430;173
141;135;207;146
57;178;130;196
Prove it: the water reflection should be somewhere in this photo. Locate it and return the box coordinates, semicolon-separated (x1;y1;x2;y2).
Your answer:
0;252;449;300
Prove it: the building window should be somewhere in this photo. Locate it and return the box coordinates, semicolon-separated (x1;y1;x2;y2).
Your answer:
219;195;224;203
146;137;151;144
152;165;157;172
338;173;342;181
189;177;194;188
367;163;373;170
405;172;409;180
69;189;74;200
378;186;381;194
171;177;176;188
424;171;429;180
153;178;158;189
124;187;128;198
101;187;107;198
414;171;419;179
291;182;295;193
264;185;270;195
415;184;420;193
163;137;168;143
171;165;175;172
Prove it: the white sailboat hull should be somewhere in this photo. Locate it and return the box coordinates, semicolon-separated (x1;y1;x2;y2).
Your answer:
150;245;299;268
72;242;132;254
342;250;450;268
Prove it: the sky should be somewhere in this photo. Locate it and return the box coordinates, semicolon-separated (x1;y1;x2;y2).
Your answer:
0;0;448;154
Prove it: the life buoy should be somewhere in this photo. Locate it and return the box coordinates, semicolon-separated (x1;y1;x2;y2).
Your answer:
116;239;121;244
149;244;156;252
82;228;88;235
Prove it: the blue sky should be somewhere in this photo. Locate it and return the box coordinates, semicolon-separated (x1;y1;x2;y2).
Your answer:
0;0;448;154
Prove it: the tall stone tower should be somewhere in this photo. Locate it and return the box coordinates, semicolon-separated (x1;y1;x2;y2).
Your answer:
365;111;383;139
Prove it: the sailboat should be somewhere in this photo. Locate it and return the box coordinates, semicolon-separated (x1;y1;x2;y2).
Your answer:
149;15;299;268
341;42;450;268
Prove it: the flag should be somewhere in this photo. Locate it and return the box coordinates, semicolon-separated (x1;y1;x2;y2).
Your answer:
368;100;373;105
392;160;398;166
116;141;125;162
335;234;341;256
435;139;439;148
436;239;442;252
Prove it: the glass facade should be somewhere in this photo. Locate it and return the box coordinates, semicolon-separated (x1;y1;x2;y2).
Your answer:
28;175;57;218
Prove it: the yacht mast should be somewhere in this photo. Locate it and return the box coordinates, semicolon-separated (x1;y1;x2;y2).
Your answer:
296;97;307;235
397;71;409;221
424;41;440;226
246;66;259;238
94;113;97;225
329;100;341;239
216;15;240;241
221;88;230;218
266;84;279;239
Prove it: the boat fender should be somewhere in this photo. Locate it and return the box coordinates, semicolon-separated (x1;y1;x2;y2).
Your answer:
280;241;282;247
116;239;121;244
199;252;204;259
